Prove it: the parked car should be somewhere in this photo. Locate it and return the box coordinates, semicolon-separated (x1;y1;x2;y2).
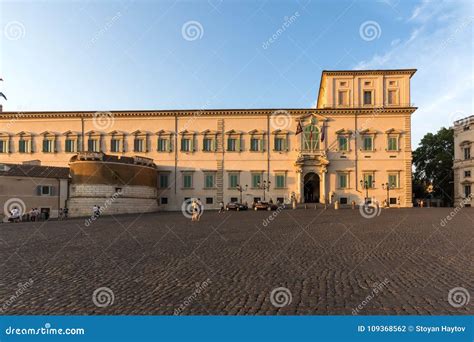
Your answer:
225;202;248;211
252;201;279;211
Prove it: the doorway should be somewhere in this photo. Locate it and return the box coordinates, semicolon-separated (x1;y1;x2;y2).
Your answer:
304;172;320;203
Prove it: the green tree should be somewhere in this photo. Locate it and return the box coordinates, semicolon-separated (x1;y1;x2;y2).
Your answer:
412;127;454;205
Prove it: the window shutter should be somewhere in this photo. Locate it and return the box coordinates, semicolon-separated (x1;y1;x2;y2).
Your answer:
50;186;56;196
190;135;195;152
168;138;172;152
284;136;288;151
214;136;218;151
36;185;42;196
236;135;241;152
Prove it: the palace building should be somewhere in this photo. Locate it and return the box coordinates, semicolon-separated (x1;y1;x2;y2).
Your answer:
453;115;473;207
0;69;417;211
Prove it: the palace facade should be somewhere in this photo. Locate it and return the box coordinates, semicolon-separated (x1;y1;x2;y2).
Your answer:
0;69;417;210
453;115;473;206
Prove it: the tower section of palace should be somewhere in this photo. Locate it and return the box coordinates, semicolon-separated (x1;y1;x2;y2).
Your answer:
0;69;416;210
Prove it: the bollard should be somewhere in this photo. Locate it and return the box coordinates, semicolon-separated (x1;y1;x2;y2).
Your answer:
335;200;339;210
351;201;356;210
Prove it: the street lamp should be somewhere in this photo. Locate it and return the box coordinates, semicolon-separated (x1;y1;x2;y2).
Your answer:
257;180;271;201
360;179;375;204
235;184;248;203
381;182;394;207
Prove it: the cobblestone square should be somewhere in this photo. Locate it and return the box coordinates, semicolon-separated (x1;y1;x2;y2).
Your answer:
0;208;472;315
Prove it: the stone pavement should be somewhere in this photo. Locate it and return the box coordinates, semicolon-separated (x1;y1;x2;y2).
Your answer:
0;207;472;315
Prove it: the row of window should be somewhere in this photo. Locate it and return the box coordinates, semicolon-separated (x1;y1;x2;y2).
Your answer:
336;85;400;107
337;172;400;189
159;172;288;190
0;134;402;153
158;171;401;191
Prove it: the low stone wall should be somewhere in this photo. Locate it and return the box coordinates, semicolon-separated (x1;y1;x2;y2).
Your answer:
67;184;158;217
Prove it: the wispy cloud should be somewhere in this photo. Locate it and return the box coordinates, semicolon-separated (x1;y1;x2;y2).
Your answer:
355;0;473;147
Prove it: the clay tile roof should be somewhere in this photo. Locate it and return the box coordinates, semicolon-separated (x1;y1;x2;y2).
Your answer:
0;163;70;179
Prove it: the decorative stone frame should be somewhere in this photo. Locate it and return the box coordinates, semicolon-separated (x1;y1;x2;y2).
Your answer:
63;130;81;153
40;131;58;153
225;129;243;152
179;130;197;153
108;130;126;153
0;132;12;154
271;129;289;152
131;130;150;153
385;128;403;152
85;130;103;153
248;129;266;153
16;131;34;153
201;129;219;153
358;128;378;152
335;129;352;152
156;130;173;153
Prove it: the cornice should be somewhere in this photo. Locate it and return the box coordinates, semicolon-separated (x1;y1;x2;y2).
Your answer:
0;107;417;119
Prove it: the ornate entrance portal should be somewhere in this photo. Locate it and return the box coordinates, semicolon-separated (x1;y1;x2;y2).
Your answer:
303;172;320;203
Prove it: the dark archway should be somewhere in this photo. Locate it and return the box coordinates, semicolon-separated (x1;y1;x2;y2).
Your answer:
304;172;320;203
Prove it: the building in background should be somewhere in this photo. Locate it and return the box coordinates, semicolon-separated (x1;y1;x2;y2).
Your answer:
0;69;416;210
0;163;69;221
453;115;473;206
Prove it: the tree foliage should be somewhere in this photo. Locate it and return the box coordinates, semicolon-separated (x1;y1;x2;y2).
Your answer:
412;127;454;205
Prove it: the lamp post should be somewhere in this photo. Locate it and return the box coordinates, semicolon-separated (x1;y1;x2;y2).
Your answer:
381;182;394;207
360;179;375;204
257;180;271;201
236;184;248;203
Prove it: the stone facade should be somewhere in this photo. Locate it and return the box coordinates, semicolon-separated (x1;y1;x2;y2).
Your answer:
67;153;159;217
453;115;473;206
0;69;417;210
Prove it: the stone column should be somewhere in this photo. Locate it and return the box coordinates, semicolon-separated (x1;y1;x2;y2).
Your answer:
296;169;303;203
320;167;327;204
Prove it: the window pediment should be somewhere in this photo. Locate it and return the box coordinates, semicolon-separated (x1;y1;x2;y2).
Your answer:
225;129;243;135
385;128;403;135
335;129;352;136
359;128;378;135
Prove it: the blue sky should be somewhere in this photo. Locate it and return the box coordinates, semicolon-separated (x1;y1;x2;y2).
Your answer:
0;0;472;146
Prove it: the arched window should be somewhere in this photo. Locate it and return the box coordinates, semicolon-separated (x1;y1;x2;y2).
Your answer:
302;122;319;151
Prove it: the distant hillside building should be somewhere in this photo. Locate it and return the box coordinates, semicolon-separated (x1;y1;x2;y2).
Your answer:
453;115;473;206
